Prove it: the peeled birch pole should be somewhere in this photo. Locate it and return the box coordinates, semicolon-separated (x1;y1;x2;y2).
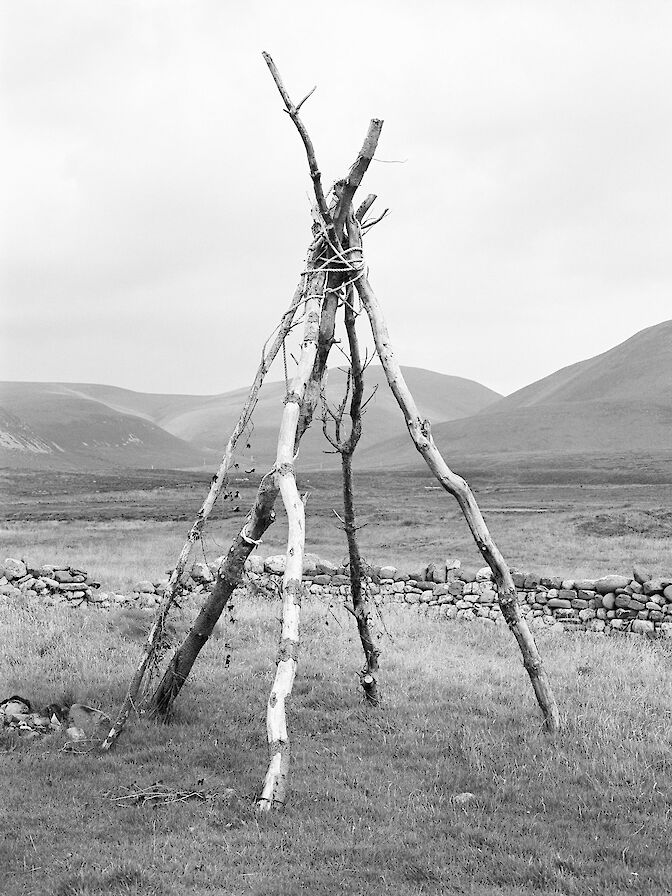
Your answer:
149;272;338;719
348;216;561;733
257;292;321;811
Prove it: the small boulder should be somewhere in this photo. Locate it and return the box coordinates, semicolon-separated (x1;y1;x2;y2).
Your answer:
65;726;87;742
426;562;447;584
573;579;596;591
134;581;156;594
379;566;397;580
594;575;631;595
452;792;477;806
0;696;32;724
3;558;26;580
264;555;286;575
315;558;339;576
262;554;321;576
245;555;265;575
302;553;320;577
643;578;669;596
67;704;112;738
601;592;616;610
633;564;652;585
191;562;214;583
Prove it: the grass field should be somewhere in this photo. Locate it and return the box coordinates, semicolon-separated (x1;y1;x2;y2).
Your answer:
2;468;672;894
2;593;672;896
1;469;671;592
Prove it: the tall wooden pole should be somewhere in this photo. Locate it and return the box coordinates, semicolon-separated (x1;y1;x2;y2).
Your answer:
257;281;323;811
347;213;561;733
322;288;381;704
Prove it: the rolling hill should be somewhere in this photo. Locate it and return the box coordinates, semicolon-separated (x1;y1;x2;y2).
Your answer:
0;383;213;471
155;366;502;470
2;320;669;476
359;320;672;473
0;367;501;472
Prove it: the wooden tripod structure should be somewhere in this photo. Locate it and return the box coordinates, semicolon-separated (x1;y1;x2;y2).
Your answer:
102;54;560;810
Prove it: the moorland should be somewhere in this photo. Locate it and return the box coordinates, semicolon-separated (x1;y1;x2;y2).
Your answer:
1;319;671;895
2;464;672;896
2;573;671;895
2;466;672;594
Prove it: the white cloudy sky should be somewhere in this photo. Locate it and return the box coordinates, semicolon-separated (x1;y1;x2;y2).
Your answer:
1;1;670;397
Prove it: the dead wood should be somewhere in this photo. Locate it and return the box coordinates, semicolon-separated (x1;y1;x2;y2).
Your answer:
346;213;561;733
100;262;315;752
257;284;322;812
148;275;338;722
147;472;279;719
322;286;381;705
142;85;382;729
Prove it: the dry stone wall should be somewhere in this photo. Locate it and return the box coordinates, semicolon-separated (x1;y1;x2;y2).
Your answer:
2;554;672;639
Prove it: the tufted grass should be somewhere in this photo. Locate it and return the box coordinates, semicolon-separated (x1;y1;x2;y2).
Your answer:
1;592;671;896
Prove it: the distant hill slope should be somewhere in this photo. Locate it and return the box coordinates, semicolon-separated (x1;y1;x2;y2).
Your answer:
0;368;501;472
359;320;672;470
158;366;502;469
480;319;672;410
0;383;212;471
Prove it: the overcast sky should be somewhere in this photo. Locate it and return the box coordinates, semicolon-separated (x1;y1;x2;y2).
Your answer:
2;1;670;398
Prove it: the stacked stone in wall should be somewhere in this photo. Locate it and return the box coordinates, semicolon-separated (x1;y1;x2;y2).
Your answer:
0;559;101;607
248;554;672;639
2;554;672;639
0;558;241;611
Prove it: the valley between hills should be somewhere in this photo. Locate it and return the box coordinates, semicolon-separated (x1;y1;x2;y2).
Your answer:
0;319;670;484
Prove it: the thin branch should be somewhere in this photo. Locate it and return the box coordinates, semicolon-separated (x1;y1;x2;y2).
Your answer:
333;339;353;366
320;417;340;451
295;84;317;112
362;350;376;373
362;209;390;231
262;52;333;239
360;384;379;414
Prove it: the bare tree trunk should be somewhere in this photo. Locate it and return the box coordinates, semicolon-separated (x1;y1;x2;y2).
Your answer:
148;472;278;718
342;451;380;704
348;215;561;733
323;289;381;703
257;289;322;811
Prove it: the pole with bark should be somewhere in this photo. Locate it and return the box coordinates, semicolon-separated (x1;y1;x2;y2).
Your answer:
148;471;279;718
321;287;381;705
